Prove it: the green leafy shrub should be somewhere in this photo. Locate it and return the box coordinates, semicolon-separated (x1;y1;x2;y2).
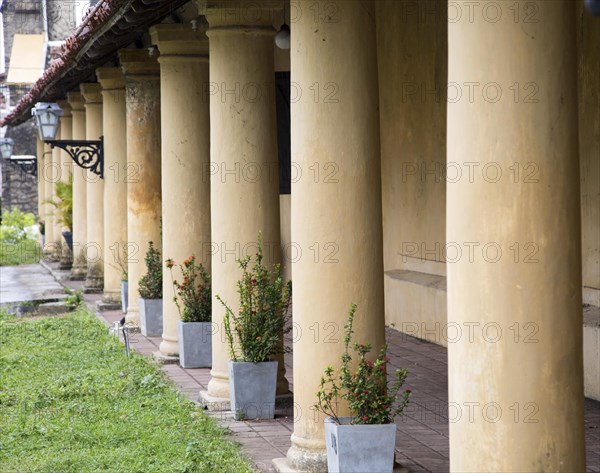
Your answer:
45;174;73;231
217;233;291;363
64;288;84;311
0;208;40;266
0;207;36;244
314;303;412;425
138;241;162;299
166;255;211;323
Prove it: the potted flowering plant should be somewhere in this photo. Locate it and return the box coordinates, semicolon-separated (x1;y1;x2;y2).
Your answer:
314;303;412;473
166;255;212;368
138;241;163;337
110;242;129;314
217;234;291;420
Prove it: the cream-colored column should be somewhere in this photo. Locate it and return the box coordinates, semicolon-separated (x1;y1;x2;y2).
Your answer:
149;23;211;358
67;91;88;280
97;68;128;306
275;1;385;471
118;49;162;326
42;142;56;259
80;83;104;293
578;2;600;308
49;123;62;261
447;2;585;471
36;137;44;245
56;100;73;270
197;0;284;403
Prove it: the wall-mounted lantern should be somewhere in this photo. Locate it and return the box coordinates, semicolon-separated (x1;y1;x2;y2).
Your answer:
32;102;104;179
0;137;37;177
585;0;600;15
0;137;14;160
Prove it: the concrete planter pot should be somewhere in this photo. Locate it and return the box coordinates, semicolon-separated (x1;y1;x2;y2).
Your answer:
139;298;163;337
62;231;73;253
228;360;278;420
120;281;128;314
325;417;397;473
177;321;212;368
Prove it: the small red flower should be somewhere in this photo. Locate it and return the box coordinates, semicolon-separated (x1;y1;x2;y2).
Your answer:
165;258;175;269
362;416;369;421
405;389;412;394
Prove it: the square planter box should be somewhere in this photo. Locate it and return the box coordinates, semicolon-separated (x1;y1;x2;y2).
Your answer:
121;281;128;314
325;417;397;473
228;360;277;420
177;321;212;368
139;298;163;337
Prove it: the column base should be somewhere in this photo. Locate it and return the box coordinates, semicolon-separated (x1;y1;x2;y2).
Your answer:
123;321;140;333
99;292;121;311
97;300;122;311
83;284;103;294
58;258;73;270
152;351;179;365
58;242;72;270
272;458;308;473
85;262;104;293
159;338;179;358
278;438;327;473
198;390;294;411
42;249;60;263
71;254;87;280
198;390;231;411
272;458;410;473
125;308;140;328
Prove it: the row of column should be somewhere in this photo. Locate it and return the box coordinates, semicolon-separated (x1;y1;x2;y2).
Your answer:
38;0;585;471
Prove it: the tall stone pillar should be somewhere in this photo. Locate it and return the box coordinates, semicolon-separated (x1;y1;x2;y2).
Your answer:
118;49;162;326
56;100;73;270
49;124;62;261
42;142;56;259
97;68;128;307
447;2;585;471
80;83;104;293
274;1;385;471
149;23;211;359
67;92;88;280
36;137;44;245
196;0;285;405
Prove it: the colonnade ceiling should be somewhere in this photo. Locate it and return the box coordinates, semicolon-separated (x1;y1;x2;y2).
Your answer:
1;0;197;128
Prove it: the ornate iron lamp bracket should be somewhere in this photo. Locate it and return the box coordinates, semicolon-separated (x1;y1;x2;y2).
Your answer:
8;158;38;177
48;136;104;179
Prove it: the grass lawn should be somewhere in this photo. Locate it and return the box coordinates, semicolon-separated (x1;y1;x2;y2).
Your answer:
0;309;253;473
0;239;41;266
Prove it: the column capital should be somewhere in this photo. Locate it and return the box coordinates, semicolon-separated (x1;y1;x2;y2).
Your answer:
118;48;160;77
80;83;103;104
96;67;126;90
196;0;279;31
67;91;85;111
149;23;209;59
56;100;72;118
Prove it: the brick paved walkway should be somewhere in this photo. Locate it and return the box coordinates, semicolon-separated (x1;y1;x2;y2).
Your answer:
44;262;600;472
